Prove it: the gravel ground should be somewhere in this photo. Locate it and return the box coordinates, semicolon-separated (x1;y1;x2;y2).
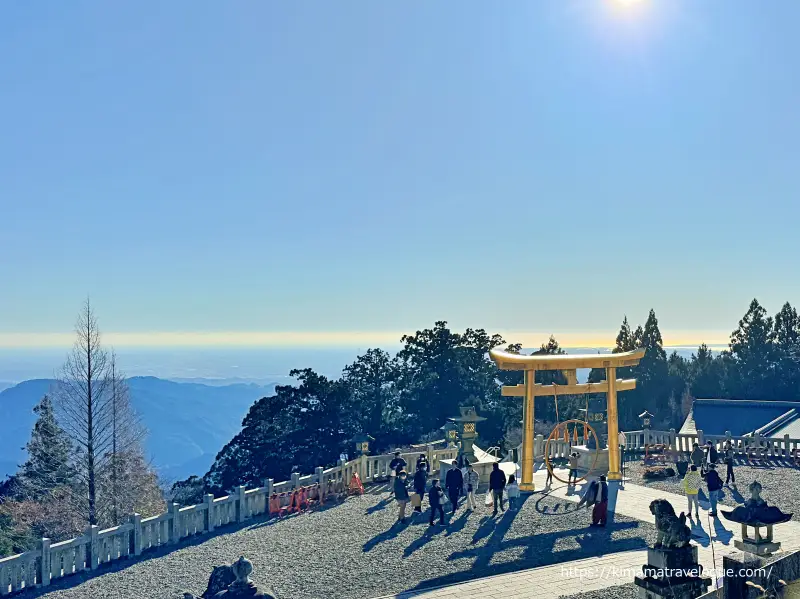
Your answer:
560;583;639;599
624;458;800;521
30;485;656;599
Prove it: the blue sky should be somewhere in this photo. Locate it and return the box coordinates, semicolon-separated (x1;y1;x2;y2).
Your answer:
2;0;798;349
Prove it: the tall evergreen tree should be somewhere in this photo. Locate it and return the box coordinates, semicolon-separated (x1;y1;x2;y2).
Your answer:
729;299;776;399
773;302;800;400
17;395;73;501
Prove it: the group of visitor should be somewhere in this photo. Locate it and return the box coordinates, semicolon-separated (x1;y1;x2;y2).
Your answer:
684;440;736;518
388;452;521;525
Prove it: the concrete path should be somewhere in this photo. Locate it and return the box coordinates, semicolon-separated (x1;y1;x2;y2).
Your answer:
376;466;800;599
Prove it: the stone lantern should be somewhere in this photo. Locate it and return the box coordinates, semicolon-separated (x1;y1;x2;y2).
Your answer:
639;410;654;429
448;406;486;466
353;433;374;456
442;421;459;448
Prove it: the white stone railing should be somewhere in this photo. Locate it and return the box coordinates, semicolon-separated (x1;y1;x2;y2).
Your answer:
0;446;458;596
623;429;800;458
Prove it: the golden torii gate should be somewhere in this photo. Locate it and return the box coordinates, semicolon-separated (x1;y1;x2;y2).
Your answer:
489;347;645;491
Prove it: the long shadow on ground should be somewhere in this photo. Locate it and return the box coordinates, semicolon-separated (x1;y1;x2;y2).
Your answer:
409;517;648;593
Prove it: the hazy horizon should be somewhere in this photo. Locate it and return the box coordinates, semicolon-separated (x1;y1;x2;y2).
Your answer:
0;343;729;384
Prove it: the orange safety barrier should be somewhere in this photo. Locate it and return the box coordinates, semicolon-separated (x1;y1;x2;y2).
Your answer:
349;472;364;496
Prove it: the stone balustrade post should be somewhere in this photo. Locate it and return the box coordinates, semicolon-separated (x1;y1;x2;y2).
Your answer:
359;454;368;480
236;486;247;523
697;429;704;446
669;428;676;449
265;478;274;497
291;471;300;490
130;514;142;556
39;538;51;587
784;434;791;458
86;525;100;570
203;494;215;533
169;503;181;544
314;467;324;486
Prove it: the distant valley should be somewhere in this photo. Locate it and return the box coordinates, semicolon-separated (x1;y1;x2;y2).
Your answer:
0;377;278;484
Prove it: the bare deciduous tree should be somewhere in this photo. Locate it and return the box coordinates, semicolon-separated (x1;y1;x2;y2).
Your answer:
53;299;148;526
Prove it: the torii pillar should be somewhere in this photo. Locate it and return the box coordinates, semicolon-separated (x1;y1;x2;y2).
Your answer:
490;347;645;491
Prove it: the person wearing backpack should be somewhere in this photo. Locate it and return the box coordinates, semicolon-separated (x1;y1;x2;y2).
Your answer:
704;463;724;517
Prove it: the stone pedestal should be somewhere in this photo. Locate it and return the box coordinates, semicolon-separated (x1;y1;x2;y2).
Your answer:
734;523;781;557
573;445;609;475
634;546;711;599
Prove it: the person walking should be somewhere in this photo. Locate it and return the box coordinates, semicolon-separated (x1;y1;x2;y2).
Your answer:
445;465;464;514
705;441;719;467
618;430;627;480
416;453;429;474
683;465;702;519
388;452;406;495
704;463;724;518
413;464;428;512
568;452;579;484
591;476;609;527
489;463;506;515
506;475;521;511
690;443;704;470
428;479;445;526
577;478;599;510
723;442;736;487
464;464;479;511
393;470;410;524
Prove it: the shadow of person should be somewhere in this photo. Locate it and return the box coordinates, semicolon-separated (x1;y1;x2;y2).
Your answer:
363;520;405;552
712;517;734;545
403;523;445;557
729;485;745;504
470;515;496;546
688;517;710;547
366;497;394;515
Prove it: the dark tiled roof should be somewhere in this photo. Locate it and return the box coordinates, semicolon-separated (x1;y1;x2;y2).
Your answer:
680;398;800;437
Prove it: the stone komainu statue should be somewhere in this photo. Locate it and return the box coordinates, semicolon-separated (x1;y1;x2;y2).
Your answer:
650;499;692;549
184;556;276;599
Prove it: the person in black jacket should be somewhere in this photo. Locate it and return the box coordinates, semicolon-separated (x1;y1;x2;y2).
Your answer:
445;466;463;514
489;463;506;515
413;465;428;512
428;479;445;525
416;453;429;473
704;463;724;517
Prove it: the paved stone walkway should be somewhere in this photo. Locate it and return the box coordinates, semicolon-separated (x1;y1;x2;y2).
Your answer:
375;466;800;599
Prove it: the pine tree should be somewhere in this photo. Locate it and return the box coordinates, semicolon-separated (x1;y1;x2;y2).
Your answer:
17;395;73;501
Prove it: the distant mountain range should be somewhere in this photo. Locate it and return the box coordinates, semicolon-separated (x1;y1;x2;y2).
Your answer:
0;377;277;484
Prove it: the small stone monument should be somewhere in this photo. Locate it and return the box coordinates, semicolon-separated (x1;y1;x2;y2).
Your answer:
634;500;711;599
722;480;793;558
184;557;276;599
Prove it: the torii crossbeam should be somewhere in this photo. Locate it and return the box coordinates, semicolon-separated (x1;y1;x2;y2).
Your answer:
489;347;645;491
